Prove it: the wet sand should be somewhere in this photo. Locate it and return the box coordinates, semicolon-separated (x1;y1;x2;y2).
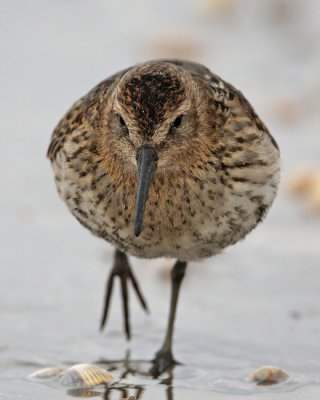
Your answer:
1;0;320;398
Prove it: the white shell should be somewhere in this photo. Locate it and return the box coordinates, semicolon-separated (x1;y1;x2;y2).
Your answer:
29;367;63;381
60;363;115;388
250;365;289;385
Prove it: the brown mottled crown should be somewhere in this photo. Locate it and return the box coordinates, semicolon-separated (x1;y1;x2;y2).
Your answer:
116;63;186;137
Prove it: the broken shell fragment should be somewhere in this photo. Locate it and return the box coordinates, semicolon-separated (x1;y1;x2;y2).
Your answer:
250;365;289;385
29;367;63;381
60;363;115;388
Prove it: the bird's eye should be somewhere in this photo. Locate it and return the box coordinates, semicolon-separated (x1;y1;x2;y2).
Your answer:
114;113;129;134
117;114;126;127
168;114;184;136
172;115;184;128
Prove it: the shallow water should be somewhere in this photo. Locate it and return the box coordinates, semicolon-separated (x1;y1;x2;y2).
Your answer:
1;0;320;398
2;197;320;399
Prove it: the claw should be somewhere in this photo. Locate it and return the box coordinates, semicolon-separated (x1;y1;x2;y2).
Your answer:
149;350;178;378
100;249;149;340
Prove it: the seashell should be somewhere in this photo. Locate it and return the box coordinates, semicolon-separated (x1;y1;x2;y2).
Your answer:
60;363;115;388
150;35;201;60
309;181;320;212
250;365;289;385
196;0;235;17
273;97;301;124
287;169;317;196
29;367;63;381
287;169;320;213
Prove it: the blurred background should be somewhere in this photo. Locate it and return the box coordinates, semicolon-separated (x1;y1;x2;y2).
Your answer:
1;1;320;399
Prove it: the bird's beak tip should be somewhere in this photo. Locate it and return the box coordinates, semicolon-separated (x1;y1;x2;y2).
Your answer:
134;225;142;237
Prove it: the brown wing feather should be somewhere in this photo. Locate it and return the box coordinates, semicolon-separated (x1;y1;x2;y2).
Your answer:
166;59;279;151
47;68;129;162
47;98;84;161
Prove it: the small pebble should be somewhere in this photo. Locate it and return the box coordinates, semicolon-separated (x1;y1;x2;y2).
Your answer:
250;365;289;385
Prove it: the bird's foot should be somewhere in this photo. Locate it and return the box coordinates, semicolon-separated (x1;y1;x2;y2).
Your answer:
100;250;149;340
149;350;178;378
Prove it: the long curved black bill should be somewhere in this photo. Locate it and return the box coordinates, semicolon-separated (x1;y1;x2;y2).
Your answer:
135;145;158;237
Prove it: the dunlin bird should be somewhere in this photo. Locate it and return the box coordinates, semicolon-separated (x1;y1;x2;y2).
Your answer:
47;60;280;376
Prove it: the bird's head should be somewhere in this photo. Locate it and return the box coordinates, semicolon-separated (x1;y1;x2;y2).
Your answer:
98;61;213;236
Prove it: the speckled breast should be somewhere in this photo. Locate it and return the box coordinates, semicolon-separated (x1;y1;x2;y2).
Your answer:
52;144;280;262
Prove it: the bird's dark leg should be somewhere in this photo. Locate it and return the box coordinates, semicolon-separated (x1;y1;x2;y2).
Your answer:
100;249;149;340
150;260;187;377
